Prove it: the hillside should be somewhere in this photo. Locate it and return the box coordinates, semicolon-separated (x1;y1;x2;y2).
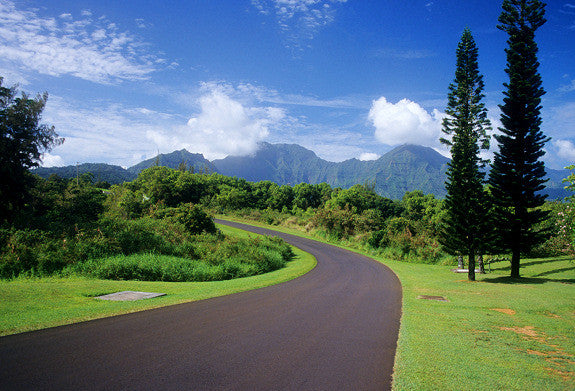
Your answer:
33;163;135;184
32;143;570;199
127;149;217;176
213;143;449;199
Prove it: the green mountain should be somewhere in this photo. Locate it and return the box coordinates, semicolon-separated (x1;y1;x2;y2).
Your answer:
214;143;449;199
33;163;135;184
127;149;216;176
31;143;570;200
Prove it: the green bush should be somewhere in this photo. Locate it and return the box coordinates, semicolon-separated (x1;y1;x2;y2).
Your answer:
175;203;217;234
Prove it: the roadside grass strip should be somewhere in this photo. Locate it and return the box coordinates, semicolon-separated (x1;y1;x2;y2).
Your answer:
0;224;316;336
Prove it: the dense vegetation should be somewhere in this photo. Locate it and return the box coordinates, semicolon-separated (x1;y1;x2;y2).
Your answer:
3;164;573;281
0;172;294;280
26;165;570;267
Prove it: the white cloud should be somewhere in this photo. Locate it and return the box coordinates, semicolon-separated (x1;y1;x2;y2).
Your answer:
553;139;575;162
40;153;65;167
252;0;347;50
147;85;286;160
0;0;158;84
359;152;380;161
368;97;444;147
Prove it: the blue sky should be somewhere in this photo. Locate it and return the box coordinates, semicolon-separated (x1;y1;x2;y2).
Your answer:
1;0;574;169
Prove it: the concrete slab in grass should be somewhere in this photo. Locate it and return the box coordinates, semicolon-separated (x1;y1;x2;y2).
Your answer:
96;291;166;301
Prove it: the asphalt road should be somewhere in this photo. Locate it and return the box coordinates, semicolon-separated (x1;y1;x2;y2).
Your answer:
0;220;402;391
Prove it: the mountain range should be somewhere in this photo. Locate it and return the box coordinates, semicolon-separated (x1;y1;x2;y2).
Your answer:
33;143;570;200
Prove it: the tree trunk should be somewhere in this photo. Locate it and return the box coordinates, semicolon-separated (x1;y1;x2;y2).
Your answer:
457;254;464;269
510;248;520;278
468;249;475;281
478;254;485;274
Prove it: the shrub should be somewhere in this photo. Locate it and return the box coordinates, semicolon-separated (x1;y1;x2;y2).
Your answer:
175;203;217;235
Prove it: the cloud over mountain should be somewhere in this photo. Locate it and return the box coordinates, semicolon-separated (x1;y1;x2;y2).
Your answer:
368;97;444;147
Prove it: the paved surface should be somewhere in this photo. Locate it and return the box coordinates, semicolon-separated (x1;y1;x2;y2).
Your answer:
0;220;402;391
96;291;167;301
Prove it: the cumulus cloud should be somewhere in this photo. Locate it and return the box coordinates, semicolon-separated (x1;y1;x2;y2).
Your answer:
359;152;380;161
148;85;286;159
368;97;444;147
553;139;575;162
0;0;158;84
252;0;347;50
40;153;65;167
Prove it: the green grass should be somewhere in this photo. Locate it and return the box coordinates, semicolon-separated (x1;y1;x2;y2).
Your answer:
0;224;316;336
218;216;575;390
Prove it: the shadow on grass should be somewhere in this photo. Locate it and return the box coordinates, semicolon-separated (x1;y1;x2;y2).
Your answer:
482;276;575;285
520;257;574;267
532;265;575;277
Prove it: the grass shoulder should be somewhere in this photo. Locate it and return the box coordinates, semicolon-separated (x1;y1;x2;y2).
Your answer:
0;224;316;336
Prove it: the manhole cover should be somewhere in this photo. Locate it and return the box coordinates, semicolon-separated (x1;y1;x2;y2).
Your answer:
417;295;448;302
96;291;166;301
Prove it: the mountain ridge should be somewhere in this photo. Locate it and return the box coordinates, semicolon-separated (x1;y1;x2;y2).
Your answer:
32;143;570;200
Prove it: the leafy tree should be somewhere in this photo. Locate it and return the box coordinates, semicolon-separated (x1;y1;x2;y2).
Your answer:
268;184;294;211
439;28;491;281
293;183;323;210
0;78;63;224
489;0;548;278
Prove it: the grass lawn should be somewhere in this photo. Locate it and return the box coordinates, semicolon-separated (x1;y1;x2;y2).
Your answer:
218;216;575;390
0;224;316;336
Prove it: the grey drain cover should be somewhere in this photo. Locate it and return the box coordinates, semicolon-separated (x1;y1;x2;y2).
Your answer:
96;291;166;301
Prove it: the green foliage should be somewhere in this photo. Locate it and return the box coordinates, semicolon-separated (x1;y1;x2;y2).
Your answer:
174;203;217;235
0;78;63;223
489;0;549;278
72;235;293;282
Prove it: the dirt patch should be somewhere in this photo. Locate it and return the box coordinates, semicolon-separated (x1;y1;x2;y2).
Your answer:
527;349;547;356
499;326;546;343
491;308;516;315
544;367;574;382
543;311;562;319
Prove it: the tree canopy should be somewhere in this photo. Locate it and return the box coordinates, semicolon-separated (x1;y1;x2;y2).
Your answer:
489;0;549;278
440;28;491;281
0;78;63;224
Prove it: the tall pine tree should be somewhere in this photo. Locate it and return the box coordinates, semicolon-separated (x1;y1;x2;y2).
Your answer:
440;28;491;282
489;0;549;278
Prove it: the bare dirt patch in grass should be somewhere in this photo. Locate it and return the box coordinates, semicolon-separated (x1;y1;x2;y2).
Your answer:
500;325;544;342
544;367;574;382
491;308;516;315
543;311;562;319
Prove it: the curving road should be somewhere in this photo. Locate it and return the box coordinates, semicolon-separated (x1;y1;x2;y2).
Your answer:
0;220;402;391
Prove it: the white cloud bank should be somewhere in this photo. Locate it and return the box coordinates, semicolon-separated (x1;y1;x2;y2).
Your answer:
0;0;157;84
368;97;444;147
42;84;286;166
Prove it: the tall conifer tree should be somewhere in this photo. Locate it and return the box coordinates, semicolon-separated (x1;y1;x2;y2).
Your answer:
489;0;549;278
440;28;491;282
